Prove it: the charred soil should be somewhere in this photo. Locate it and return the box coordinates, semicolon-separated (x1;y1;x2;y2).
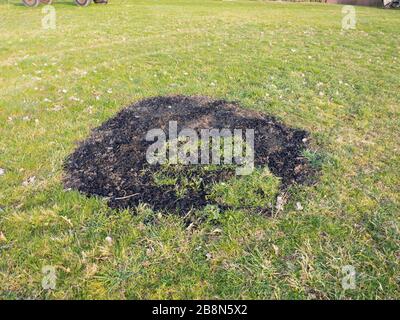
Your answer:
64;95;318;213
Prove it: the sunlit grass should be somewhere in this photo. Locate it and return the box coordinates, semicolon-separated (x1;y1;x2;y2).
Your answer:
0;0;399;299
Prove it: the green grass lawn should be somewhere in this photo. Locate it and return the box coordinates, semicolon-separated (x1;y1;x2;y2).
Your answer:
0;0;399;299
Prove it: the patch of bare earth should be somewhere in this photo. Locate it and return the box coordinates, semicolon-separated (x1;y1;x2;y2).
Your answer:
64;95;317;213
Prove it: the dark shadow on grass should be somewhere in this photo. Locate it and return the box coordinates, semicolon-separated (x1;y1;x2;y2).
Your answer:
13;1;78;6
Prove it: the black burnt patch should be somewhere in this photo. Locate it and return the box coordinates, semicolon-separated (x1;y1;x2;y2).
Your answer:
63;95;317;213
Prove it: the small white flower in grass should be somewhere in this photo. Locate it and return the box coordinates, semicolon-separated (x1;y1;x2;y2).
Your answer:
105;236;113;245
295;202;303;211
50;105;63;112
107;88;113;94
0;231;6;242
206;253;212;260
85;106;94;114
22;176;36;186
275;195;284;212
69;96;81;102
0;168;5;176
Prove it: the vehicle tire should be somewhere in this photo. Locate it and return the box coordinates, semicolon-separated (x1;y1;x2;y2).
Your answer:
40;0;53;4
22;0;40;7
75;0;92;6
